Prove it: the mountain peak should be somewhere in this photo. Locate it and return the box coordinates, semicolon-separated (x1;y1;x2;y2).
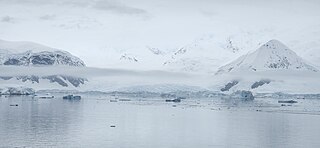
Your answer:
216;40;318;74
260;39;289;52
265;39;285;46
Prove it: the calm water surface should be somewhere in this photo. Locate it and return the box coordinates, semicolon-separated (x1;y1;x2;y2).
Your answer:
0;95;320;148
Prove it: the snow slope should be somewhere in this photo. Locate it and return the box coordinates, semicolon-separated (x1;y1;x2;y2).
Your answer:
0;39;85;66
216;40;318;74
105;34;261;73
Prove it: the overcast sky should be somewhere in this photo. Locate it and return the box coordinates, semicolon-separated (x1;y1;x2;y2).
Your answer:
1;0;320;68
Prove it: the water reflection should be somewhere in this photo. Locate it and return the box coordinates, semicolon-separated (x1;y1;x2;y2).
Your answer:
0;95;319;148
0;96;83;147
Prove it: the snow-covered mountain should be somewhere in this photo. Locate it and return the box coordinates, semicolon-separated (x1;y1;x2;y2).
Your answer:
162;35;247;73
0;39;319;94
96;33;269;73
0;39;87;88
214;40;320;93
216;40;318;75
0;39;85;66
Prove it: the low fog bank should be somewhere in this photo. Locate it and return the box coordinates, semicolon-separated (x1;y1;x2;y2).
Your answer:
1;66;320;94
0;66;215;90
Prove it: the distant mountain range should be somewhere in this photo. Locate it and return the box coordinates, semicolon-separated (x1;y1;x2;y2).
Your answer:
0;39;319;94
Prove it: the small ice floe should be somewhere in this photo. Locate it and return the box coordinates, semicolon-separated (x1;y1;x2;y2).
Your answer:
63;95;81;100
34;93;54;99
278;100;297;103
165;98;181;103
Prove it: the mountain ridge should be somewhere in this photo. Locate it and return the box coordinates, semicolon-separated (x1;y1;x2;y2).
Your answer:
0;39;85;67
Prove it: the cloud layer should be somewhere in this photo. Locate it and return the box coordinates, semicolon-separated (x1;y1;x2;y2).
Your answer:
0;0;319;69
